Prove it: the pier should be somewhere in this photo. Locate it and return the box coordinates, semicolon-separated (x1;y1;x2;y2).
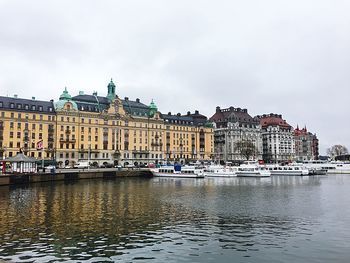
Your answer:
0;168;153;186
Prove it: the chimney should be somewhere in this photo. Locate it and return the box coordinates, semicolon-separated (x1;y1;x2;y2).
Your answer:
93;91;97;96
124;97;129;101
14;94;18;98
32;96;35;100
216;106;221;113
187;111;191;115
177;113;181;116
136;98;140;103
79;91;84;95
168;112;171;115
195;110;199;114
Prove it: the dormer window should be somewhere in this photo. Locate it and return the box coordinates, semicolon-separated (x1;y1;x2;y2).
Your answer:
24;104;29;110
38;106;43;111
17;104;22;109
10;103;14;108
31;105;36;110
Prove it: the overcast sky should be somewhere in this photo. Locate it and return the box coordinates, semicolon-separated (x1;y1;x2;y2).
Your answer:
1;0;349;154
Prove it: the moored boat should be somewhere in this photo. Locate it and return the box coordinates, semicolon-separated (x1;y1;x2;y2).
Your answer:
203;165;238;177
151;164;204;178
236;164;271;177
265;165;309;176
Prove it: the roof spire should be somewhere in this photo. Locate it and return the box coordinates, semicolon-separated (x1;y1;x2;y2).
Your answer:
107;78;116;102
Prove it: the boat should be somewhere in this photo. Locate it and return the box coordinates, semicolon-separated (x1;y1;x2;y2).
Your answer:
203;165;238;177
301;160;350;174
151;164;204;178
265;164;309;176
236;164;271;177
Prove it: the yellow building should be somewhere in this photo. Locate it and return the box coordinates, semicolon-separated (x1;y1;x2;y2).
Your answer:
0;80;214;167
0;95;56;160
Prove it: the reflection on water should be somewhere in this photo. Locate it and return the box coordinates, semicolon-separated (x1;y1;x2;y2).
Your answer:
0;175;350;262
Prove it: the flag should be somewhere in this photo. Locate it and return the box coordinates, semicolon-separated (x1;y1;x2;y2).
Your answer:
36;140;43;150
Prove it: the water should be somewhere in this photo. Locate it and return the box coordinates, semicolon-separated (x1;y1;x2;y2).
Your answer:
0;175;350;262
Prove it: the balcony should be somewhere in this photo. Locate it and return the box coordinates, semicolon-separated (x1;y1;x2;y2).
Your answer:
60;138;76;143
151;142;163;147
65;129;71;134
132;150;150;154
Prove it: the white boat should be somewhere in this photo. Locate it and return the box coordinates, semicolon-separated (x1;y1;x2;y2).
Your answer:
236;164;271;177
203;165;238;177
302;160;350;174
322;161;350;174
151;164;204;178
265;165;309;176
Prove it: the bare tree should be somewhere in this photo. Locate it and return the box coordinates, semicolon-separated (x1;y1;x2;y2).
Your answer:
235;140;256;160
327;145;349;159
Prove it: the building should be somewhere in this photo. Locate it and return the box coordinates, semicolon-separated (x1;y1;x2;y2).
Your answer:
0;79;214;167
294;126;319;161
0;95;56;160
256;113;295;163
210;106;262;163
161;110;214;163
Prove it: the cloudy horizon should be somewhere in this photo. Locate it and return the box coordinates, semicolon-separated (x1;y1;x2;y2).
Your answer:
1;0;349;154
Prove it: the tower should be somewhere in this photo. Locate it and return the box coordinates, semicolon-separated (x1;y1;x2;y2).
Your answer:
107;79;116;102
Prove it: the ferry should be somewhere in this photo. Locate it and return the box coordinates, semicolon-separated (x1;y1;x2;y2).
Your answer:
151;164;204;178
203;165;238;177
236;164;271;178
265;165;309;176
302;160;350;174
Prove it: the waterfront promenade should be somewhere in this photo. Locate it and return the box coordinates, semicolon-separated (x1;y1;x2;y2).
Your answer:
0;168;153;186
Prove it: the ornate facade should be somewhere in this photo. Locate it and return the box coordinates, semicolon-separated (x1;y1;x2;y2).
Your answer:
256;114;295;163
294;126;319;161
0;80;213;167
210;106;262;163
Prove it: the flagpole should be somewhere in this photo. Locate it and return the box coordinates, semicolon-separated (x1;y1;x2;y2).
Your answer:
42;148;44;172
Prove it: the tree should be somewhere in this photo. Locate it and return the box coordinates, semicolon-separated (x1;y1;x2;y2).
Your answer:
234;140;257;160
327;145;349;159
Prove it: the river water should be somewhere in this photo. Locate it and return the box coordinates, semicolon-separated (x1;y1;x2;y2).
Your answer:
0;175;350;263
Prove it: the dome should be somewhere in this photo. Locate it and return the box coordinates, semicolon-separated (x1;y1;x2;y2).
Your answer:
148;99;158;117
59;87;72;100
55;87;78;110
149;99;158;111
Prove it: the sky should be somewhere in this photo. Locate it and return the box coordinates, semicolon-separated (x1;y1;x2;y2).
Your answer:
0;0;349;154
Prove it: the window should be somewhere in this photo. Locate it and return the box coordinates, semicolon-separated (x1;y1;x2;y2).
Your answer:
39;106;43;111
0;102;2;107
10;103;14;108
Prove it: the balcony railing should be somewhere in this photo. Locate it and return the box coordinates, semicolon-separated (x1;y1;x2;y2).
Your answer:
59;138;76;143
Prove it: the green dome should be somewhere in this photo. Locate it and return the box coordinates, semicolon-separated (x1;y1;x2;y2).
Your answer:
149;99;158;111
59;87;72;100
148;99;158;117
55;87;78;110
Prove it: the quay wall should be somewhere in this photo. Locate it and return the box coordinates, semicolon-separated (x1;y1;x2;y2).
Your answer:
0;169;153;186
